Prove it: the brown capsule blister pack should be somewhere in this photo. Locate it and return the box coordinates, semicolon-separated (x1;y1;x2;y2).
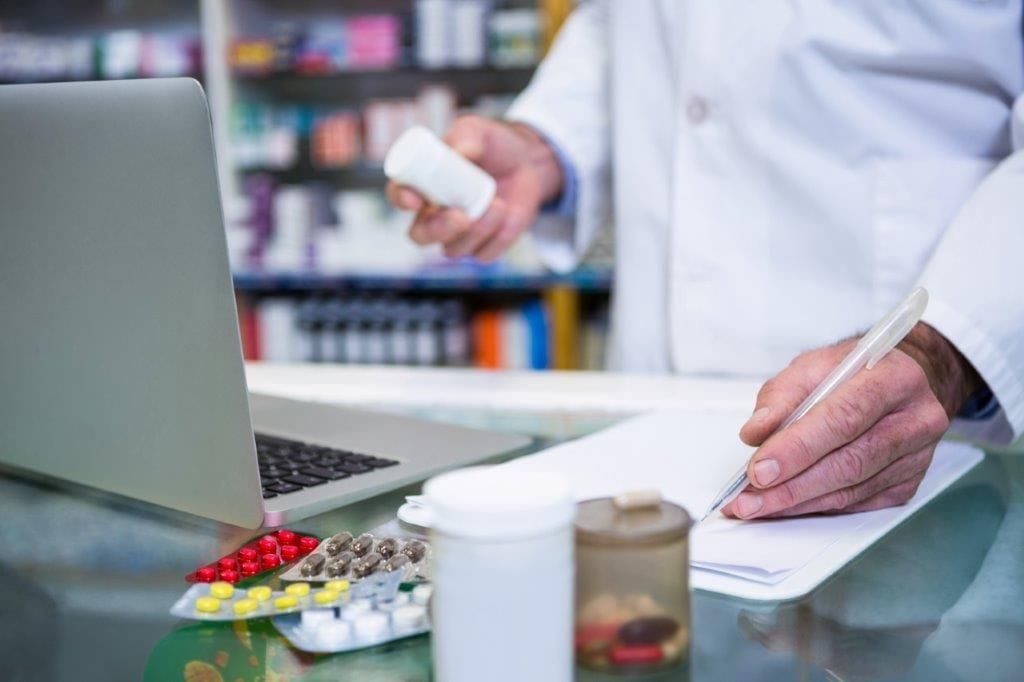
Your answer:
280;530;431;583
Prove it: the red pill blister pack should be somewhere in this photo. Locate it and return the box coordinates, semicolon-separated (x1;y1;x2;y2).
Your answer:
187;529;320;584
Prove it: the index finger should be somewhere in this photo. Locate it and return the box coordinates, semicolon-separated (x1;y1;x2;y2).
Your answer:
745;367;906;490
386;181;426;212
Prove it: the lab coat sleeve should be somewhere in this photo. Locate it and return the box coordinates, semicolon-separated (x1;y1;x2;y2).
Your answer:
504;0;611;273
917;94;1024;445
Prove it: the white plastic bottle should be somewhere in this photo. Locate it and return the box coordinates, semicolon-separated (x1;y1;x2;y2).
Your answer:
383;125;496;220
424;466;575;682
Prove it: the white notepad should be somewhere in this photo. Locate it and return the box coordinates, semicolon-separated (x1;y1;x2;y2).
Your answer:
501;410;983;602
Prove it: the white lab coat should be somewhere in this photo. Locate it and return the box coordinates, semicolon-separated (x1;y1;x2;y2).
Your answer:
506;0;1024;442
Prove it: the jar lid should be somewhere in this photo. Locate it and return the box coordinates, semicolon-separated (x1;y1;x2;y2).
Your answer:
424;466;575;541
575;495;692;546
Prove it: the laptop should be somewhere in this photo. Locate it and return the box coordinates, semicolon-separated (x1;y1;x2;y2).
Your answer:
0;78;529;529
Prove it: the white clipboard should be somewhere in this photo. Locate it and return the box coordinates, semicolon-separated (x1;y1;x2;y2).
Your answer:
500;410;985;602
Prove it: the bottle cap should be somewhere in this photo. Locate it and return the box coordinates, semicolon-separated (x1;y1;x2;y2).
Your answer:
424;466;575;540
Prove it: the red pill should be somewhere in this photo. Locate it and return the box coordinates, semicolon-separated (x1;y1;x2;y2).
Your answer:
261;553;281;569
258;535;277;553
276;529;297;545
299;536;320;553
195;566;217;583
238;547;258;562
217;557;237;571
280;544;300;561
609;644;663;666
574;623;620;653
219;569;240;584
240;560;260;576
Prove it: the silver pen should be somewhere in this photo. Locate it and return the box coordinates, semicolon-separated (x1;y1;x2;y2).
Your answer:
700;287;930;522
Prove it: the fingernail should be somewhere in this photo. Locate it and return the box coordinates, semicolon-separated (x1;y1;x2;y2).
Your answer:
735;494;763;518
749;407;771;422
753;459;780;486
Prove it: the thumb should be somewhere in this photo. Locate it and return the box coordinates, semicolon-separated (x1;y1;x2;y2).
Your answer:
739;345;849;446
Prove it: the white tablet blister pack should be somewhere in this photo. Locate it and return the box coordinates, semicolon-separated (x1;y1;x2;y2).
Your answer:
272;583;434;653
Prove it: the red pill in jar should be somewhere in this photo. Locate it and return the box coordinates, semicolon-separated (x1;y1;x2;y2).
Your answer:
196;566;217;583
238;547;258;562
258;535;277;553
217;557;237;571
261;553;281;569
299;536;319;553
574;623;620;653
276;529;297;545
609;644;663;666
219;569;240;584
280;544;300;561
240;560;260;576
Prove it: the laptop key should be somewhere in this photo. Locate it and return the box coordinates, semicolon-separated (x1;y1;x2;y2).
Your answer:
335;461;372;475
301;466;351;481
283;473;326;487
262;491;278;499
344;454;374;464
366;457;399;468
266;482;303;494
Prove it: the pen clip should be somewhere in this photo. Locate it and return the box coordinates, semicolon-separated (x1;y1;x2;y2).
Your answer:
863;287;929;369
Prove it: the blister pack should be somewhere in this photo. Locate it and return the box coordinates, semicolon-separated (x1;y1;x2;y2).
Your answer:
279;531;430;584
272;583;434;653
170;572;403;622
186;528;320;584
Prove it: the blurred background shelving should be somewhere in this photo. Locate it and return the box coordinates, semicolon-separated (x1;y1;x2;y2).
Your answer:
2;0;612;371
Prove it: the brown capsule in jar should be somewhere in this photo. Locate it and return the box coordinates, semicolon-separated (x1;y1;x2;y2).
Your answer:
299;553;326;577
324;531;354;556
377;538;399;559
401;540;427;563
351;533;375;557
382;553;411;573
618;616;680;645
352;552;383;579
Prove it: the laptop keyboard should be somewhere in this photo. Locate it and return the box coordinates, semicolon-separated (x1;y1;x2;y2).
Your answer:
255;433;399;499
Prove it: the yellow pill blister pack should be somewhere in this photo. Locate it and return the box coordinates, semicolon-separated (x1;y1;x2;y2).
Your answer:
169;572;403;622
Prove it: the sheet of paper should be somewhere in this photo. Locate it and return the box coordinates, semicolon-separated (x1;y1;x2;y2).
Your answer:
501;410;982;586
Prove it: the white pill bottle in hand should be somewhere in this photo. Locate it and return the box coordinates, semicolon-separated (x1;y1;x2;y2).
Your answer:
383;125;497;220
424;466;575;682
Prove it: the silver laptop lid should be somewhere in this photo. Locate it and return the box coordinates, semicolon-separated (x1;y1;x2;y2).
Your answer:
0;79;263;528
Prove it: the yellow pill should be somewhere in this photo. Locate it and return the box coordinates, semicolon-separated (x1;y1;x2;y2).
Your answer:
314;590;339;605
195;597;221;613
325;580;350;593
247;585;272;602
233;598;258;615
274;595;298;610
209;582;234;599
285;582;310;597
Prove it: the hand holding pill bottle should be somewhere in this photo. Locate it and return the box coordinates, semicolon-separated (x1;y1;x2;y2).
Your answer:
384;116;564;262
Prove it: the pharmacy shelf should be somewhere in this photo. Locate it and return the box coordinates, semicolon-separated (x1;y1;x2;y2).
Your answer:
232;266;613;293
233;66;535;102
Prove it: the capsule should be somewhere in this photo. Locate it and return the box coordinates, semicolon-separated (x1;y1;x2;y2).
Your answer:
352;552;383;578
300;553;326;577
351;533;375;557
377;538;400;559
401;540;427;563
618;616;680;645
324;532;354;556
382;553;411;573
325;551;355;578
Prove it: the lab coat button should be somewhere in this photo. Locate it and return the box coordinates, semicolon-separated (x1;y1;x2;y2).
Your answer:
686;96;708;124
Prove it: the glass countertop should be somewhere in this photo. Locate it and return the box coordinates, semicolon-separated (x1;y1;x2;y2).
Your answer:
1;410;1021;682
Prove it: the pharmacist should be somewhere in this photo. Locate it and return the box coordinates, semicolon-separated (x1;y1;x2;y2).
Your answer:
387;2;1024;519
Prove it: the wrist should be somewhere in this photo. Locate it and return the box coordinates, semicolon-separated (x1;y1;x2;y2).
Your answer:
897;322;984;416
508;122;565;204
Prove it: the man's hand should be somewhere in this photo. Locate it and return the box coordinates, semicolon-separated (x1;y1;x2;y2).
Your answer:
723;322;983;519
386;116;563;262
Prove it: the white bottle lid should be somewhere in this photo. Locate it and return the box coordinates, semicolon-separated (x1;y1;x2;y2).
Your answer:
384;125;496;220
424;466;575;540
